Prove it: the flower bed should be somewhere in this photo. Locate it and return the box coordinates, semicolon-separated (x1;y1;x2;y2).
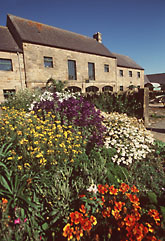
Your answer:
0;90;164;240
103;112;154;165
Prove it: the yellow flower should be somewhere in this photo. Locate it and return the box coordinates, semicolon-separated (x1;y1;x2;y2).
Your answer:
18;165;22;170
7;156;13;160
17;131;22;135
24;163;30;168
39;158;47;166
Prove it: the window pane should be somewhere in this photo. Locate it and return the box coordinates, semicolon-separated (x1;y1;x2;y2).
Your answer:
137;72;140;78
129;71;132;77
0;59;12;71
104;64;109;72
68;60;77;80
120;86;123;91
119;70;123;76
44;57;53;68
88;62;95;80
3;89;16;99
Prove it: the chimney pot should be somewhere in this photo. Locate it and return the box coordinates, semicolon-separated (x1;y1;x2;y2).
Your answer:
93;32;102;43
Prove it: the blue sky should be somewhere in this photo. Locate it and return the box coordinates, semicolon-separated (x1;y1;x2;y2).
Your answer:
1;0;165;74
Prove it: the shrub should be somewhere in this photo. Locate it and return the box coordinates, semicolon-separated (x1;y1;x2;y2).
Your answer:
1;88;41;111
85;90;143;118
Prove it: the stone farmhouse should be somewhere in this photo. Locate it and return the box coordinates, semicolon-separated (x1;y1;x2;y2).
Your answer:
0;14;144;102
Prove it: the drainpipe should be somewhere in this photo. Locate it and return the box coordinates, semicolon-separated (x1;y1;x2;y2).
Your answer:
17;52;23;88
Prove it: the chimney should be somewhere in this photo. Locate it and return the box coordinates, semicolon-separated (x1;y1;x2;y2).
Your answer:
93;32;102;43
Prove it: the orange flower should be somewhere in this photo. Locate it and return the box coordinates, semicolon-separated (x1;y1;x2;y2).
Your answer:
145;223;154;233
126;193;139;205
109;185;118;195
79;204;86;214
90;215;97;225
119;183;130;193
97;184;108;194
63;223;74;240
112;209;121;220
148;209;160;225
2;198;8;204
131;185;139;193
114;201;125;212
70;211;83;225
73;226;83;241
81;218;92;231
102;207;111;218
124;214;136;227
146;235;160;240
131;223;148;241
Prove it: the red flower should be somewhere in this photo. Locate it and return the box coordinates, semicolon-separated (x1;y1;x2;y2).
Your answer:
148;209;160;225
79;204;86;214
73;226;83;241
2;198;8;204
81;218;92;231
114;201;125;212
102;207;111;218
131;185;139;193
63;223;74;240
119;183;130;193
126;193;139;205
109;185;118;195
98;184;108;194
70;211;83;225
124;214;136;227
79;194;86;198
90;215;97;225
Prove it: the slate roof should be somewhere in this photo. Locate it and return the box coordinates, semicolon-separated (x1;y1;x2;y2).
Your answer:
146;73;165;85
112;52;144;70
144;75;152;85
0;26;22;53
7;14;115;58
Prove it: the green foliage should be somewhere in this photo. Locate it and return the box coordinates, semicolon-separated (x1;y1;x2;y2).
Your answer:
147;191;158;205
46;78;65;92
154;140;165;159
85;90;143;118
128;154;165;197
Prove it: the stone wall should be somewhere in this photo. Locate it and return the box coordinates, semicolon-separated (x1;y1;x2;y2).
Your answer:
116;66;144;91
23;43;117;92
0;51;26;102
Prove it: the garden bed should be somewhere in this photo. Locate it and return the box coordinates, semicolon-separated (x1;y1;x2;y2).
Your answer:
0;89;164;240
